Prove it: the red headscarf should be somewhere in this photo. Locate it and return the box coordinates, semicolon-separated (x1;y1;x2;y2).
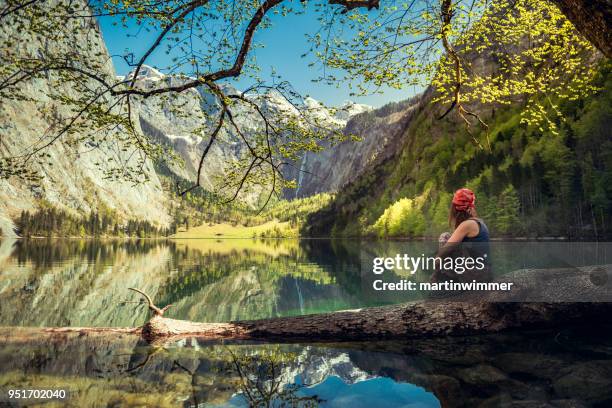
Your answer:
452;188;476;212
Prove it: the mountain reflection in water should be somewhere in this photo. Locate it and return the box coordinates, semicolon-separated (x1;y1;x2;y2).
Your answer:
1;327;611;407
0;238;418;327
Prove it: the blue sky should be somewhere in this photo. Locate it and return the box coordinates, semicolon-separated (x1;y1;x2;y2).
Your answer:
97;6;423;108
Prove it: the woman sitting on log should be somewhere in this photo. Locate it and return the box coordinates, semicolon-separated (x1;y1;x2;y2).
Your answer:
432;188;492;283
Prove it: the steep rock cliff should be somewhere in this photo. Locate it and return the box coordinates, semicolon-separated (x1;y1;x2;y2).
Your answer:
0;8;169;236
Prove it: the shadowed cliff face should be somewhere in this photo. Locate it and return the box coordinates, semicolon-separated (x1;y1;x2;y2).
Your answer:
1;326;611;407
291;94;427;199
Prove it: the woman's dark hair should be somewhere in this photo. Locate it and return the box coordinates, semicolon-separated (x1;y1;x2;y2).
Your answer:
449;204;477;230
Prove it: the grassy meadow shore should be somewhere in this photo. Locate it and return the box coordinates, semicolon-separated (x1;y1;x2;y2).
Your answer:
172;220;297;239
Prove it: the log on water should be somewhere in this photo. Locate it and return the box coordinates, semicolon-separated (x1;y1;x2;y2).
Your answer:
139;301;611;342
139;264;612;341
36;302;610;342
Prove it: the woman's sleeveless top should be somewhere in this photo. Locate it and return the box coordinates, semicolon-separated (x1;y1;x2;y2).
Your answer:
463;218;490;264
463;218;489;242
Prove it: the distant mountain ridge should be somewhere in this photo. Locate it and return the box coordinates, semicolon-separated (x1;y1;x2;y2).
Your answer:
292;94;426;198
126;64;373;201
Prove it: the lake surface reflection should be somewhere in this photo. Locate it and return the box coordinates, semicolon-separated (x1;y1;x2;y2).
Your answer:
0;238;373;327
0;238;610;327
1;238;612;407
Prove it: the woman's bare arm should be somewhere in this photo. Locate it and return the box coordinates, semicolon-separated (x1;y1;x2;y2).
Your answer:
435;220;479;258
447;219;479;243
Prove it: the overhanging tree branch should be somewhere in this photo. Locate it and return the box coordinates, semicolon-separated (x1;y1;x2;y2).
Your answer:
112;0;381;98
438;0;490;150
128;0;209;87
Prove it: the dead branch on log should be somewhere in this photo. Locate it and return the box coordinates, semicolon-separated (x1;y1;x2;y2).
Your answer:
128;287;172;316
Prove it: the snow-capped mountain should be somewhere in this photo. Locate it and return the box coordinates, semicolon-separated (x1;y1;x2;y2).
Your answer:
127;65;373;200
279;346;373;386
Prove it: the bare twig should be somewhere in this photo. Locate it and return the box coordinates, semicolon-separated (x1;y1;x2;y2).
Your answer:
128;287;172;316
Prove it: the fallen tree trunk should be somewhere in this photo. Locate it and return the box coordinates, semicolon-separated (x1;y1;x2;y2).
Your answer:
137;301;611;342
38;301;611;343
